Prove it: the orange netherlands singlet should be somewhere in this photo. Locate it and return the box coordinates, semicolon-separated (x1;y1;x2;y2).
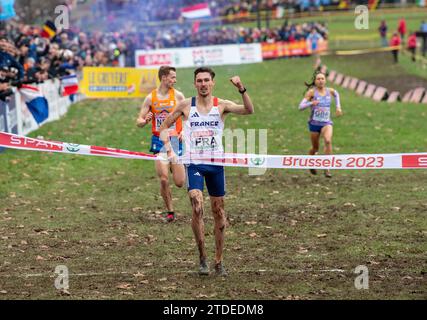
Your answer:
150;88;182;137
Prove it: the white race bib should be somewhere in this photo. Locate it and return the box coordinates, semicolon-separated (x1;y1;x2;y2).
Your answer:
155;113;175;131
313;107;330;122
190;130;221;152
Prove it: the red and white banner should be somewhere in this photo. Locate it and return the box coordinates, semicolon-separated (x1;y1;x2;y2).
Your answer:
181;3;211;19
261;40;328;59
136;44;262;69
1;132;427;169
0;131;157;160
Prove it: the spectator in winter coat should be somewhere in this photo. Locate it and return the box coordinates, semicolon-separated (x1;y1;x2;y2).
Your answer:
398;18;407;43
390;32;401;63
407;31;417;62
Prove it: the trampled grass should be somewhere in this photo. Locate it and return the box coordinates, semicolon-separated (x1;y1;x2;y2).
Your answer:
1;11;426;299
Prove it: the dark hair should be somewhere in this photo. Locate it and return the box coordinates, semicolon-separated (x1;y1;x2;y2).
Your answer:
194;67;215;81
158;66;176;81
304;69;325;94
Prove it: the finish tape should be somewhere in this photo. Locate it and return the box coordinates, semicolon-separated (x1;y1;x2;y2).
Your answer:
1;132;426;169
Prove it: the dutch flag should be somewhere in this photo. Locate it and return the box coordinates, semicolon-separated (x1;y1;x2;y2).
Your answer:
181;3;211;19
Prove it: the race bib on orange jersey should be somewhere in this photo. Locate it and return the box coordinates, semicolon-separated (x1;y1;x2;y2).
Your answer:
154;111;176;132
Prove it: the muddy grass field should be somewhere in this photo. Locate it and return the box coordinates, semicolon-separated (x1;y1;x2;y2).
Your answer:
0;169;425;299
0;56;426;299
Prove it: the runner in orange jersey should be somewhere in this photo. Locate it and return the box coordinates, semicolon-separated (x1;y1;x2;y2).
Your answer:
137;66;185;222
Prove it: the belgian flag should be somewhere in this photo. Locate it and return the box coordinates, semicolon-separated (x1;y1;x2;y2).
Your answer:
368;0;380;10
41;20;57;39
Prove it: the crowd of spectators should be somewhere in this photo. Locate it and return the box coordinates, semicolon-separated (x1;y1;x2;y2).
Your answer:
0;0;330;101
103;0;334;24
220;0;334;17
2;0;422;102
79;0;328;52
0;21;131;100
134;20;328;50
0;18;327;73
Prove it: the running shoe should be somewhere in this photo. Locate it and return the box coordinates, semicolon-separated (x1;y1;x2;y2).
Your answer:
214;262;228;277
199;259;209;276
310;153;318;175
160;211;176;222
166;212;175;222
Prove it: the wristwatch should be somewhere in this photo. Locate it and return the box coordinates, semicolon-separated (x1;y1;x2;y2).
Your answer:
239;87;247;94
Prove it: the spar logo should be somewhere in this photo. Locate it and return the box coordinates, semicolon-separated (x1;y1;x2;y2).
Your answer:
402;155;427;168
65;143;80;153
250;157;265;166
9;135;62;151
